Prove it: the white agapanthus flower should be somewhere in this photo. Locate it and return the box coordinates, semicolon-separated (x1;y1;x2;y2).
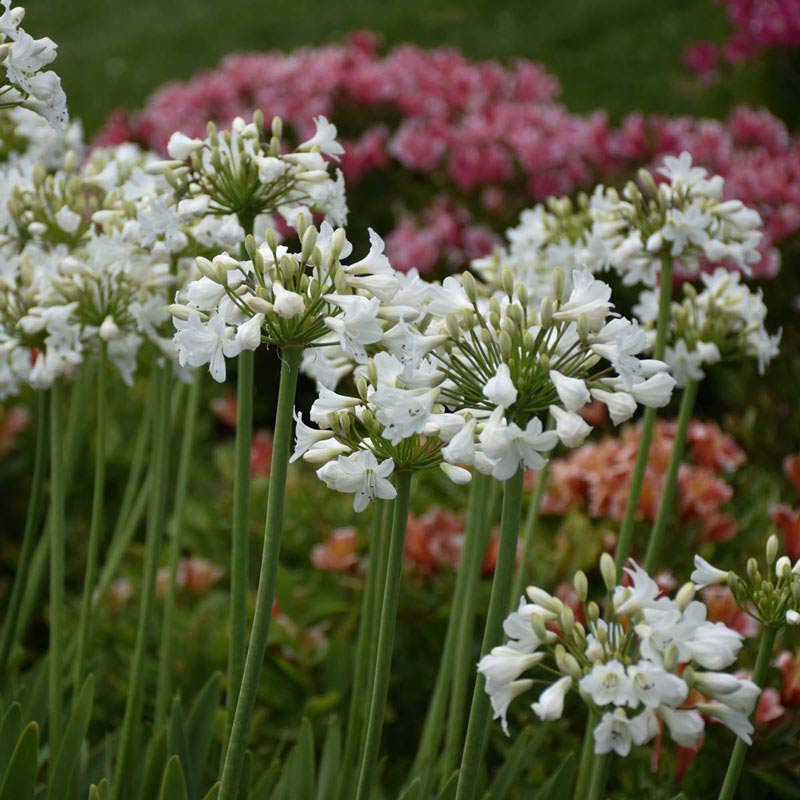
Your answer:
479;554;755;751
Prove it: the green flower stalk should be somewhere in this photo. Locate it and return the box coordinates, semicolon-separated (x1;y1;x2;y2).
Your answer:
48;377;66;752
218;346;301;800
354;470;413;800
73;342;109;694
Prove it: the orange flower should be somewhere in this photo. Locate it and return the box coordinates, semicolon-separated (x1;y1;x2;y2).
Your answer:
405;508;464;573
700;586;759;637
771;504;800;561
210;394;238;427
311;527;361;572
775;650;800;706
250;430;274;477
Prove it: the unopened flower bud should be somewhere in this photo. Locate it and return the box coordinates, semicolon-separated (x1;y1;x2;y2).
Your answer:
600;553;617;592
766;534;780;567
747;558;760;583
355;375;369;403
776;556;792;579
552;268;564;300
498;330;513;358
530;613;548;642
248;296;273;314
559;606;575;635
501;268;514;297
330;227;347;262
271;116;283;140
461;270;478;303
675;582;695;610
586;601;600;622
663;643;680;672
539;297;553;328
573;571;588;603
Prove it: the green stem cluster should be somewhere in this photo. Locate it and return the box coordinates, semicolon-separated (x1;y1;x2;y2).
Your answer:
218;346;301;800
354;470;413;800
455;469;525;800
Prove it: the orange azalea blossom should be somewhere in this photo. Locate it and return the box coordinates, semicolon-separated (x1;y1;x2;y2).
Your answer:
527;418;743;545
769;504;800;560
210;394;238;427
700;586;759;637
775;650;800;707
250;430;274;477
0;405;30;455
783;454;800;494
156;556;224;597
311;527;361;572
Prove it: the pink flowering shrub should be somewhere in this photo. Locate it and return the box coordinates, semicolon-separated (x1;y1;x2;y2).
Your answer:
528;418;746;546
685;0;800;78
95;34;800;279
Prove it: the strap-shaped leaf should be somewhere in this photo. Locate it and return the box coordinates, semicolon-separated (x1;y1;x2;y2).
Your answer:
199;783;220;800
140;724;168;800
20;656;49;726
0;721;39;800
0;702;23;778
315;716;340;800
159;756;189;800
88;779;110;800
488;728;545;800
286;718;315;800
185;672;221;789
167;697;195;799
535;753;575;800
397;777;422;800
437;772;458;800
47;675;95;800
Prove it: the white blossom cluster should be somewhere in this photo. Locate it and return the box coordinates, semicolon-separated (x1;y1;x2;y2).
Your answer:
693;534;800;629
634;268;781;386
288;262;677;508
430;267;676;480
475;151;765;291
0;1;67;131
481;555;758;756
153;113;347;229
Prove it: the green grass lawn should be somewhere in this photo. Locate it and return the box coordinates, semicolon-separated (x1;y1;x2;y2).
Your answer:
25;0;762;135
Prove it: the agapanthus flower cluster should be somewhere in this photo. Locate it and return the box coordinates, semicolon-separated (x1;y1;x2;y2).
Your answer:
153;112;347;229
0;136;224;394
693;533;800;629
0;2;67;131
481;555;757;754
429;268;676;481
635;267;780;385
536;417;745;544
170;216;407;382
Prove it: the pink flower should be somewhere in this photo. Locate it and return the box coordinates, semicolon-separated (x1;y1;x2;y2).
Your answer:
683;41;719;81
311;527;361;572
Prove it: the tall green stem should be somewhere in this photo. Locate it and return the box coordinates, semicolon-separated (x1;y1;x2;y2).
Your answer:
354;471;413;800
409;476;486;784
0;390;48;677
218;346;301;800
585;752;609;800
338;502;387;800
455;469;525;800
717;625;778;800
440;475;494;782
614;256;673;571
642;379;698;572
48;378;66;752
222;349;255;757
73;344;108;694
112;363;172;800
155;371;203;728
511;462;550;604
573;713;597;800
92;382;156;610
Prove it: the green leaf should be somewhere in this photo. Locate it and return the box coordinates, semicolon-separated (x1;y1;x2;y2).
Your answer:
286;718;315;800
753;769;800;798
140;725;168;800
200;784;220;800
535;754;575;800
159;756;189;800
20;656;49;726
397;777;422;800
0;721;39;800
88;780;110;800
0;702;23;776
248;756;281;800
437;771;458;800
185;672;221;790
47;674;95;800
236;750;252;800
488;728;545;800
315;716;340;800
167;697;195;799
